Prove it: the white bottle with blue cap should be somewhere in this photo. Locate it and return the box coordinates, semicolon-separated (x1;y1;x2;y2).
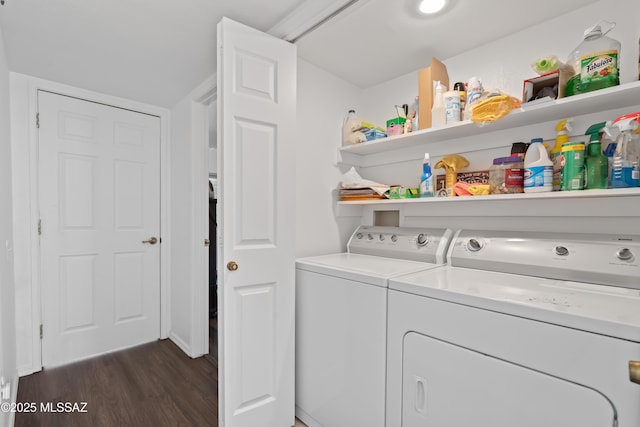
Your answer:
524;138;553;192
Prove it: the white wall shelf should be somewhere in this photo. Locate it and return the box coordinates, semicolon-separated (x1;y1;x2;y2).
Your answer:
336;188;640;218
338;80;640;164
338;187;640;205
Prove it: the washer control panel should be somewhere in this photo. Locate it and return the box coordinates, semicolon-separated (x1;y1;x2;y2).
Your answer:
348;226;453;263
450;230;640;290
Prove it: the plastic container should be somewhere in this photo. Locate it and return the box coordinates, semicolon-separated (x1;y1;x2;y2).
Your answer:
524;138;553;193
560;142;586;191
342;110;361;145
586;142;608;189
584;122;610;189
431;82;446;128
489;156;524;194
550;119;572;191
419;153;434;197
444;90;461;124
464;77;483;120
610;112;640;188
566;21;620;97
454;82;466;120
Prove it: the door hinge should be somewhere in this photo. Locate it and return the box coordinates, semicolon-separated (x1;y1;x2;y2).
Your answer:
39;324;43;339
36;113;40;128
38;219;42;235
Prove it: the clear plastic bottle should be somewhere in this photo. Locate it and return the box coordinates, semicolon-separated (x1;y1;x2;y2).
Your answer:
431;82;446;128
566;21;620;97
342;109;360;145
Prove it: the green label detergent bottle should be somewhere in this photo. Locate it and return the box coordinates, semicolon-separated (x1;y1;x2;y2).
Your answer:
566;20;620;97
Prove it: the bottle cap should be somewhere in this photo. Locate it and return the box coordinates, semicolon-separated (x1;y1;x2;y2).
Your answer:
493;156;523;165
530;137;544;144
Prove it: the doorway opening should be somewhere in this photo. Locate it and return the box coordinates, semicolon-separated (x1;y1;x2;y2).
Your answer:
206;97;218;367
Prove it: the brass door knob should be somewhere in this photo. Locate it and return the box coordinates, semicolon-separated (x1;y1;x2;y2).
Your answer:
227;261;238;271
631;361;640;385
142;237;158;245
204;239;210;247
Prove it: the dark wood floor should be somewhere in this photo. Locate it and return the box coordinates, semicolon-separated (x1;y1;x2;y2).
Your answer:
15;339;218;427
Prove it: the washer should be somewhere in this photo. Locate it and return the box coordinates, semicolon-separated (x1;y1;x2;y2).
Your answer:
296;226;453;427
387;229;640;427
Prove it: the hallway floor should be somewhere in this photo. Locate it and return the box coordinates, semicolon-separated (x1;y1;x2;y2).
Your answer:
15;334;308;427
15;340;218;426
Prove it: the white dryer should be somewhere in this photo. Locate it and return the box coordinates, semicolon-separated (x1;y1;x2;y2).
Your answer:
296;226;453;427
387;230;640;427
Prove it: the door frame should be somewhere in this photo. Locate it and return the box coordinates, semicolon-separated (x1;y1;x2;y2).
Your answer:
10;74;171;374
186;74;217;357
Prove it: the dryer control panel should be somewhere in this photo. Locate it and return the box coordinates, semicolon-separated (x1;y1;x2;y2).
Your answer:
348;226;453;264
449;230;640;290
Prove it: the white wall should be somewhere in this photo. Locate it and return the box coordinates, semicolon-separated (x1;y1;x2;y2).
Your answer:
0;24;17;427
295;58;363;257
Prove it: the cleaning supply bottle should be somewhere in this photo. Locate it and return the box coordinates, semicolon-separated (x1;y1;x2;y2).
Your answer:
524;137;553;193
550;119;572;191
610;112;640;188
342;109;361;145
431;82;446;128
584;122;610;189
419;153;434;197
566;20;620;97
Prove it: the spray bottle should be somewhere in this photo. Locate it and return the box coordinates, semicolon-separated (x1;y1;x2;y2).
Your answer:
431;82;446;128
609;112;640;188
584;122;611;189
550;119;572;191
419;153;434;197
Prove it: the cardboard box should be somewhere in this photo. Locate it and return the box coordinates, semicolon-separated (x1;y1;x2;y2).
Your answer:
418;58;449;130
522;65;573;103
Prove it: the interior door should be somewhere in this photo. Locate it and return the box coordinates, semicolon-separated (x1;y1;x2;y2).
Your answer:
217;18;296;427
38;91;161;367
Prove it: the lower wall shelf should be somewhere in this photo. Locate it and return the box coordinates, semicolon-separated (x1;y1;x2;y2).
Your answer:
335;187;640;218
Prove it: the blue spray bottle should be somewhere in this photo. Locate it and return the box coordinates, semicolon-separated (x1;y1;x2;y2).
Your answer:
420;153;434;197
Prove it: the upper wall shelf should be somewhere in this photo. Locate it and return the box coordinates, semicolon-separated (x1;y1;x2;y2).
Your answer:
339;80;640;158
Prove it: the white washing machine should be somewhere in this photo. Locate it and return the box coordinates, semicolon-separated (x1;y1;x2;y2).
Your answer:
296;226;453;427
387;229;640;427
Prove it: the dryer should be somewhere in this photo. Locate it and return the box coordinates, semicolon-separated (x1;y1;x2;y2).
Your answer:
387;230;640;427
296;226;453;427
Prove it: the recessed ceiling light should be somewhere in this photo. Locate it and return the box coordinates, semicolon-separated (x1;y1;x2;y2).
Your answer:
418;0;447;14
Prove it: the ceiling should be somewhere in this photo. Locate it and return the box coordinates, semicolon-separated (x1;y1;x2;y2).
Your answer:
0;0;599;108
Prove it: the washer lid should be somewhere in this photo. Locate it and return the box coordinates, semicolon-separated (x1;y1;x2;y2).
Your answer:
389;266;640;342
296;253;442;287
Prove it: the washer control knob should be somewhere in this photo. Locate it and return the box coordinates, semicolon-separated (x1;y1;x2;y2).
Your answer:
467;238;484;252
617;248;634;261
379;234;385;241
391;235;398;243
367;233;374;241
416;233;429;247
554;246;569;256
356;232;363;240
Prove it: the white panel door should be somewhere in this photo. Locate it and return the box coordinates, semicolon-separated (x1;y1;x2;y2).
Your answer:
217;18;296;427
38;91;161;367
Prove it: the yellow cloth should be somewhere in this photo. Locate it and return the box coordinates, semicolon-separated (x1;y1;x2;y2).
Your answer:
471;95;521;123
468;184;490;195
